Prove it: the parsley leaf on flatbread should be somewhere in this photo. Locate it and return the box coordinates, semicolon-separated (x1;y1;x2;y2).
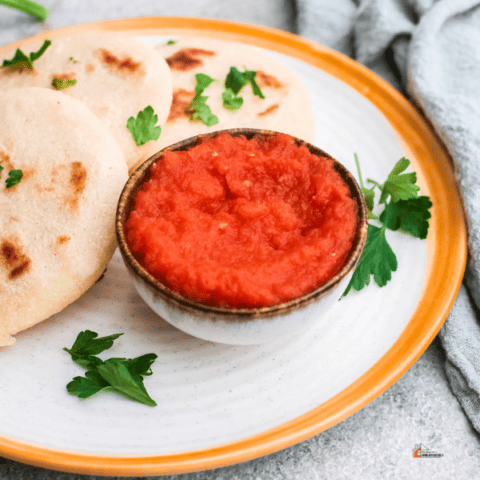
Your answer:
222;67;265;110
188;73;219;126
127;105;162;146
52;77;77;90
221;88;244;110
5;169;22;188
2;39;51;70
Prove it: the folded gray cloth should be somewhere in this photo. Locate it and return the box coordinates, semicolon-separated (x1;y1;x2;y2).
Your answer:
298;0;480;432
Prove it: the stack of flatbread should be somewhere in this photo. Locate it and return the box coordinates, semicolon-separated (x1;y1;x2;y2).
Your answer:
0;32;173;346
0;31;315;347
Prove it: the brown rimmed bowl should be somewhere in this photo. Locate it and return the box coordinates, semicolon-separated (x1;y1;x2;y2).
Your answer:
116;128;368;345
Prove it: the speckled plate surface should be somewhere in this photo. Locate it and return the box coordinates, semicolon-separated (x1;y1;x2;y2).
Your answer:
0;18;467;477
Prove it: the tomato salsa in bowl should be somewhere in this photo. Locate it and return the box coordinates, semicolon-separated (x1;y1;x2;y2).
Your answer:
116;129;368;345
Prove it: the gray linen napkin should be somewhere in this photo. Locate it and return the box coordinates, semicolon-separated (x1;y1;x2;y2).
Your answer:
298;0;480;432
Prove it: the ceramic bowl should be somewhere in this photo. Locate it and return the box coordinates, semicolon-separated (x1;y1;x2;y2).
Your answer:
116;129;368;345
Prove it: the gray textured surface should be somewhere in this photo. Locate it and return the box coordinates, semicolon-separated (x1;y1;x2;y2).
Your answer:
1;1;479;478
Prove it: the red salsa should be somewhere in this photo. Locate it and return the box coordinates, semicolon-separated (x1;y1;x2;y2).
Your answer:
127;133;358;308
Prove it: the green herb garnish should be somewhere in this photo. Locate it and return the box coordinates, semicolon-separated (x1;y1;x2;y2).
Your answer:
379;196;432;239
126;105;162;146
222;67;265;110
188;73;218;126
166;40;176;45
0;0;49;21
343;224;398;296
69;56;78;64
376;157;420;204
222;88;244;110
343;155;432;296
5;169;22;188
0;161;3;176
52;77;77;90
64;330;158;407
2;39;51;70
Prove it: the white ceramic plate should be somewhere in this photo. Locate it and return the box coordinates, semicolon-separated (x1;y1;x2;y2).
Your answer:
0;18;466;476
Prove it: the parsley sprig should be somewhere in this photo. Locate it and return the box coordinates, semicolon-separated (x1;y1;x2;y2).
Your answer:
188;73;219;126
1;39;51;70
343;155;432;296
222;67;264;110
52;77;77;90
127;105;162;146
64;330;158;407
0;161;23;188
5;169;23;188
0;0;49;21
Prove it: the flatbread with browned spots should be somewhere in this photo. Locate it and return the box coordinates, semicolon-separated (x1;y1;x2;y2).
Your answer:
155;37;315;149
0;87;128;347
0;31;172;172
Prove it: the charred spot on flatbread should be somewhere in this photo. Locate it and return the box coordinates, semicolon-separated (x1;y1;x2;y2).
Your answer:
167;89;195;122
96;48;144;77
0;151;14;171
56;235;71;245
67;161;87;209
1;238;31;280
166;48;216;71
51;72;76;81
85;63;96;73
256;71;283;89
0;65;37;77
258;104;280;117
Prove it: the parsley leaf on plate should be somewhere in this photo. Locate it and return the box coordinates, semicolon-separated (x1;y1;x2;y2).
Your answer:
64;331;158;407
126;105;162;146
64;330;123;358
345;154;432;297
5;169;23;188
379;196;432;239
376;157;420;204
343;224;398;296
96;359;157;407
354;153;375;213
188;73;219;126
52;77;77;90
120;353;157;377
2;39;51;70
66;370;110;399
63;330;122;368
